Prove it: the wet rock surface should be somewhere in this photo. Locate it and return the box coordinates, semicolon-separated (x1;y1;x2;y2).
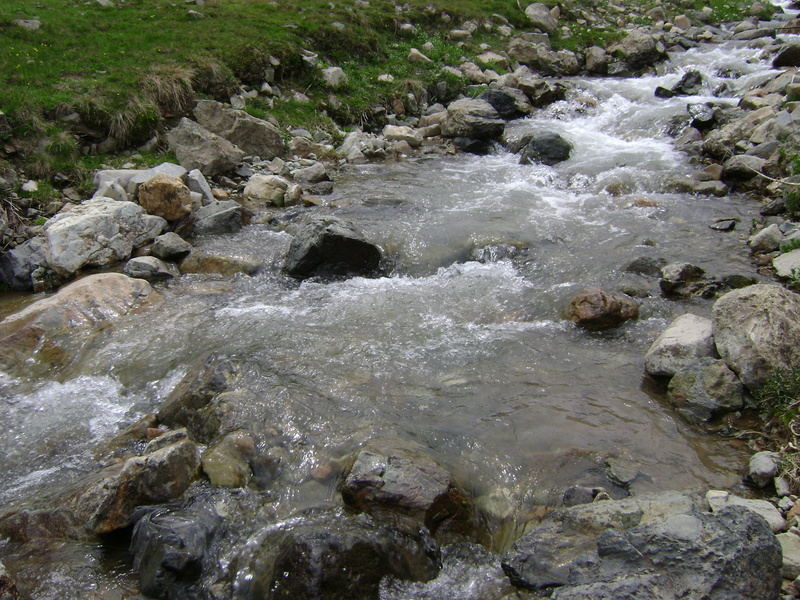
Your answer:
283;216;383;279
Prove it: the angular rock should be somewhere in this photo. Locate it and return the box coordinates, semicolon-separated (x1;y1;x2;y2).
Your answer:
515;75;567;107
127;163;188;193
441;99;505;140
166;118;245;177
477;88;531;120
749;451;781;488
609;30;667;70
243;174;289;209
773;44;800;68
667;358;744;422
231;511;440;600
504;495;781;599
193;100;284;160
508;39;580;76
291;161;329;184
0;236;49;291
283;217;383;279
777;531;800;579
342;437;471;535
502;491;700;591
519;132;572;166
659;262;706;298
137;173;193;221
749;223;783;253
671;70;704;96
151;232;192;262
554;507;780;599
524;3;558;34
123;256;180;281
191;200;242;236
72;438;201;534
383;125;422;148
774;248;800;278
706;490;786;533
0;273;157;373
585;46;608;75
157;354;238;443
712;284;800;390
722;154;766;182
565;287;639;331
186;169;215;205
644;313;715;378
44;198;165;280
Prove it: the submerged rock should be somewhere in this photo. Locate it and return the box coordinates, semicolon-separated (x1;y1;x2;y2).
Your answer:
157;354;239;442
231;510;441;600
131;500;222;599
0;273;158;373
565;287;639;330
712;284;800;390
283;217;383;279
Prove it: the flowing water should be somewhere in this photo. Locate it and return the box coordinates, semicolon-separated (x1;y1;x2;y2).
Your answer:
0;32;789;597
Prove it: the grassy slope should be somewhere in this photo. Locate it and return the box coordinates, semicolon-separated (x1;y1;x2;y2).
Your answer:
0;0;756;184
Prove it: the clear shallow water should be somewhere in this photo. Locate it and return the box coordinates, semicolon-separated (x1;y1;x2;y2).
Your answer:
0;40;776;589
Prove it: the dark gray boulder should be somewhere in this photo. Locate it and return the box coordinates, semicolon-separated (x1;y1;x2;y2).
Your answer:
0;236;48;290
503;501;781;599
151;232;193;262
773;44;800;68
283;217;383;279
230;510;441;600
191;200;242;236
477;88;531;120
131;501;222;600
519;132;573;166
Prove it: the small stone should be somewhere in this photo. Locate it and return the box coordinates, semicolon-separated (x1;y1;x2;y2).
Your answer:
749;451;781;488
408;48;433;63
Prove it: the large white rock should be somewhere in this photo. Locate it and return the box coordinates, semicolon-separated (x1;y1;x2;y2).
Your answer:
712;284;800;390
43;198;166;278
644;313;715;377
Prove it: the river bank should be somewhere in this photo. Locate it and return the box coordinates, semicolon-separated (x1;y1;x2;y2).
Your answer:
2;1;800;599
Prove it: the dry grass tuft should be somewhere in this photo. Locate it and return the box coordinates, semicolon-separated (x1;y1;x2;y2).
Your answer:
141;63;196;117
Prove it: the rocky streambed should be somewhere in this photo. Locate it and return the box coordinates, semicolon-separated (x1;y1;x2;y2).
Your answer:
4;3;800;600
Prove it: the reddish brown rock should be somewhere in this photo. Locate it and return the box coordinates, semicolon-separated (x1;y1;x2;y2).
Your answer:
565;287;639;330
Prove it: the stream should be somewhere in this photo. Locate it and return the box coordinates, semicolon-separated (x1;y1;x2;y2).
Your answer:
0;26;790;600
